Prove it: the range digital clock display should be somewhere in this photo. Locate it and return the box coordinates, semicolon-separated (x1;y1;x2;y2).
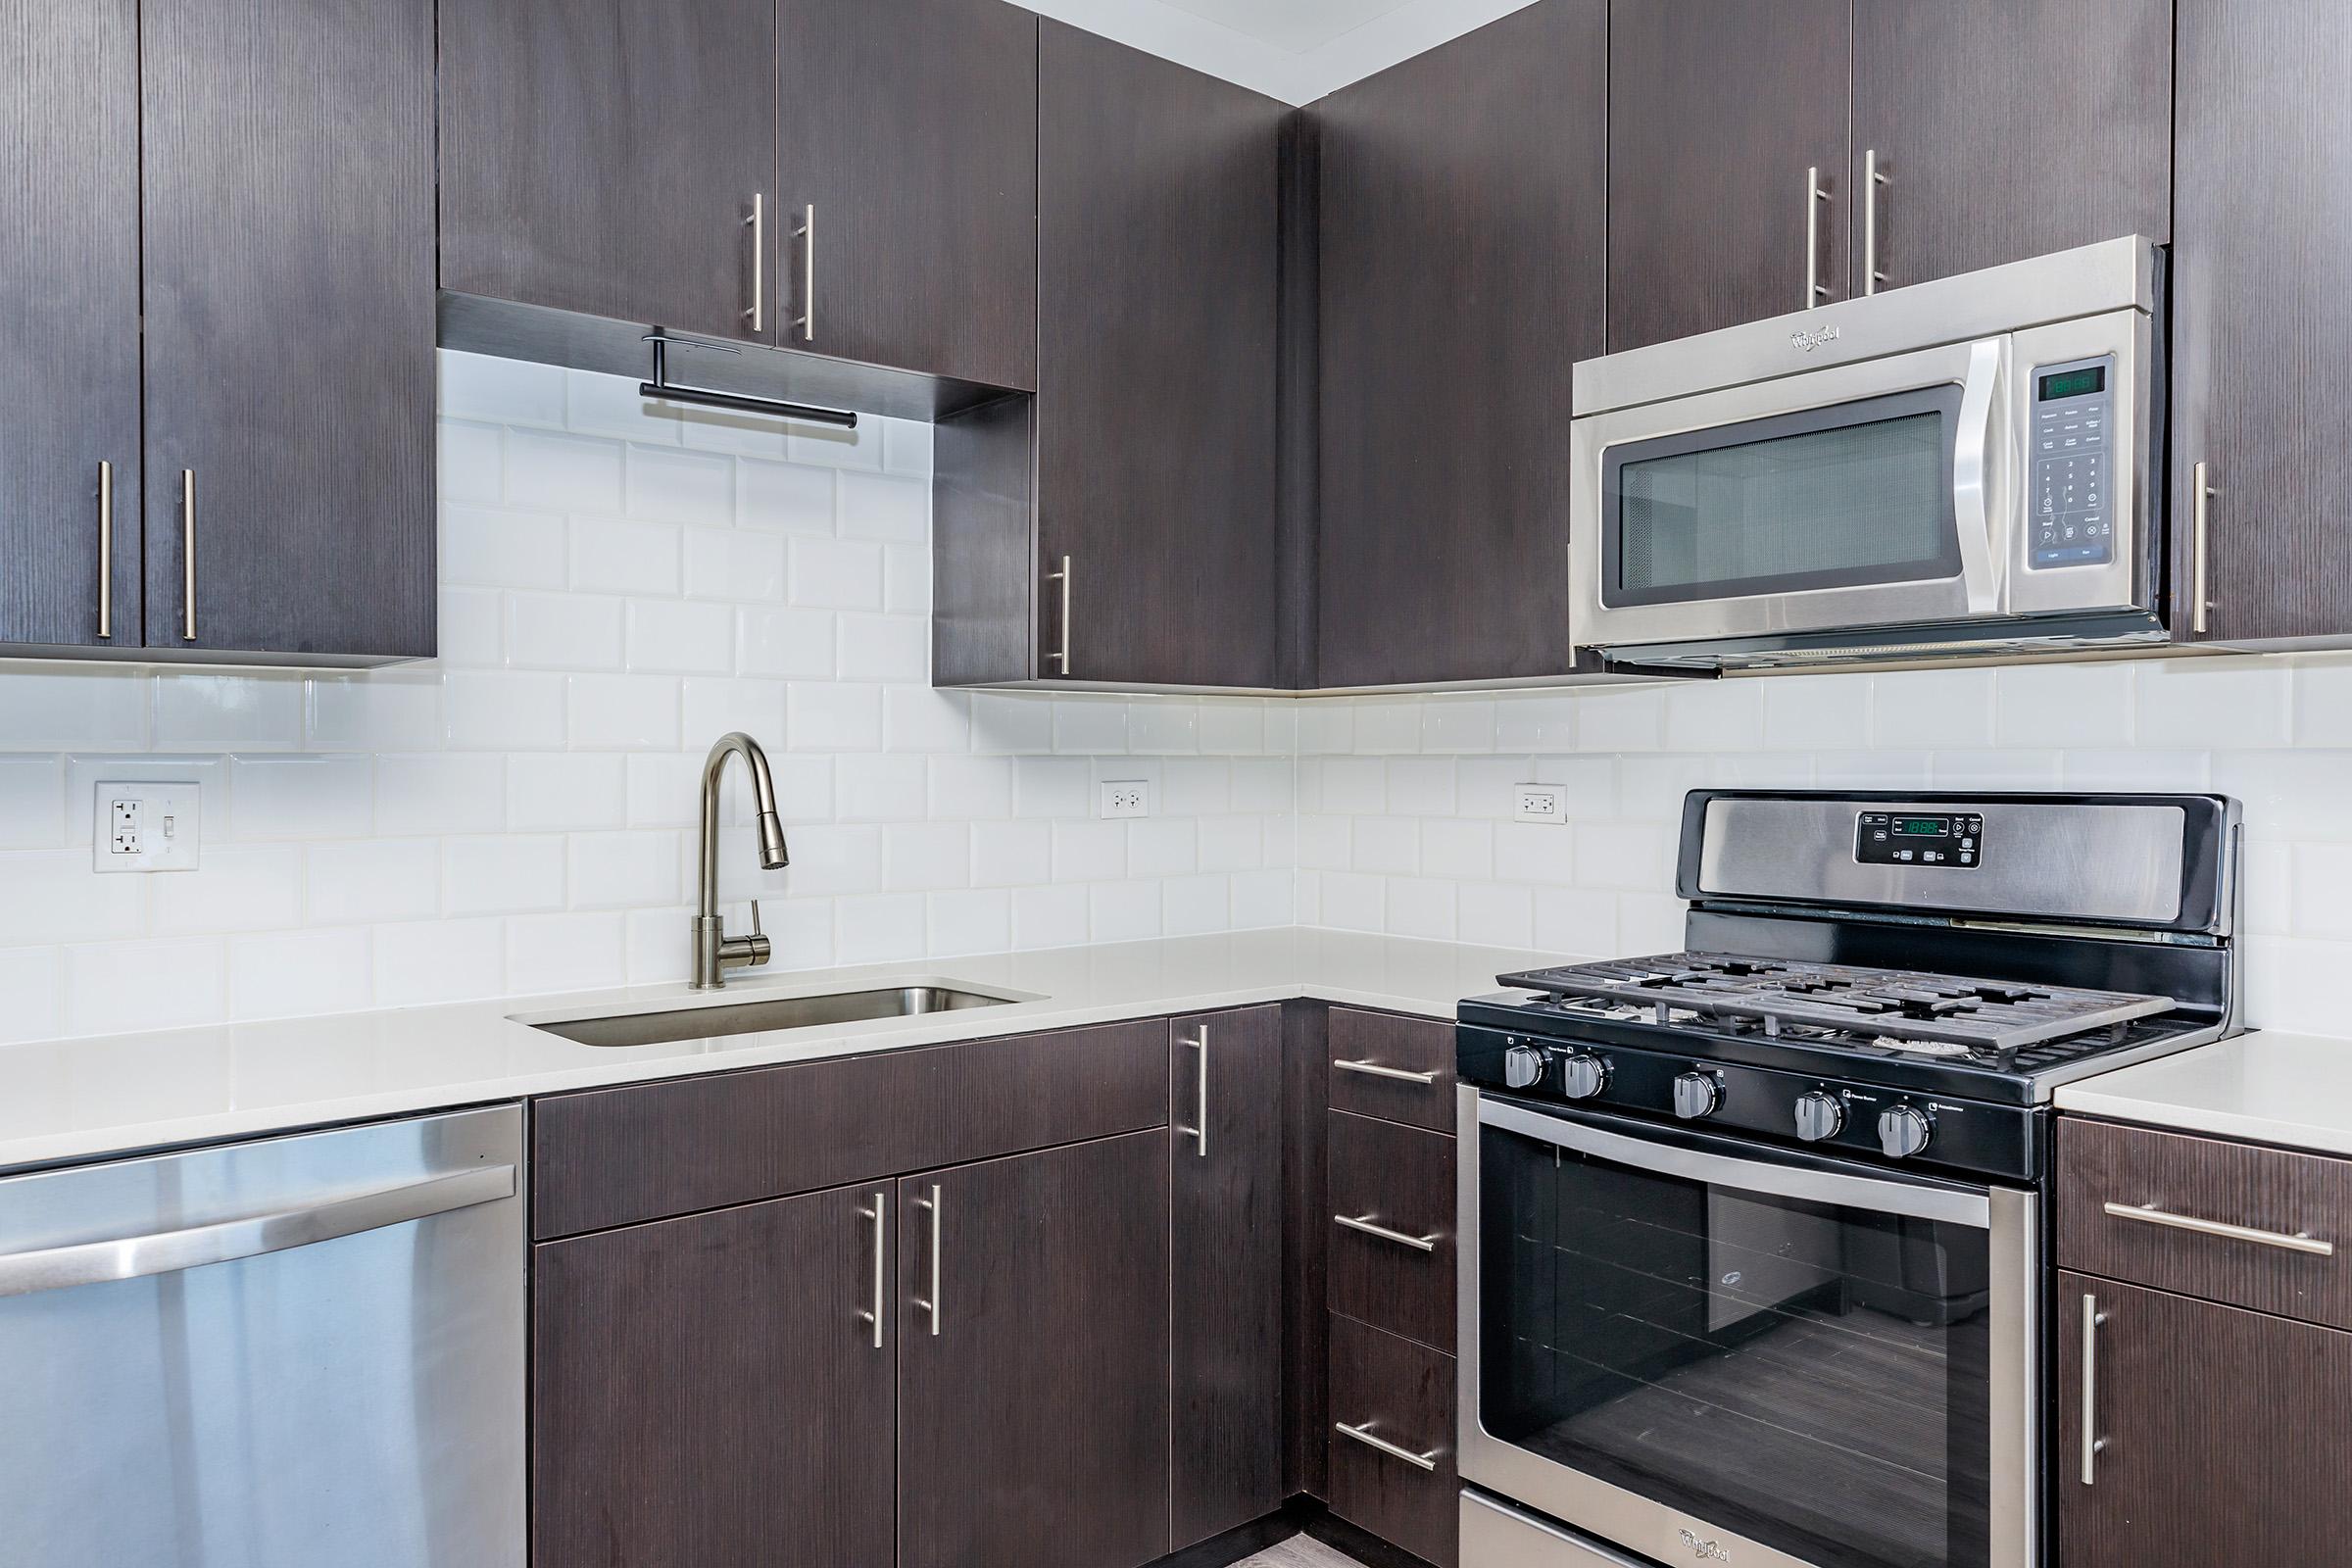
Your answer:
1892;816;1951;837
1856;811;1984;868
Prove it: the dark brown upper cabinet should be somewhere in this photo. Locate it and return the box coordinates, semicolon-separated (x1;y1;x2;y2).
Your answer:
139;0;436;661
1849;0;2172;298
1605;0;1852;353
1314;0;1607;688
438;0;778;345
2172;0;2352;644
932;24;1285;690
533;1184;898;1568
0;2;142;655
1169;1006;1286;1549
777;0;1038;390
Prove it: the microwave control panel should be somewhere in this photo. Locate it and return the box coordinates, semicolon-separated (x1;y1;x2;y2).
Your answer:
2029;355;2117;569
1855;810;1982;868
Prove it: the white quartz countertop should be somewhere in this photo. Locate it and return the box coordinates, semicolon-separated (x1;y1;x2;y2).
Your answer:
0;929;1547;1173
2055;1031;2352;1156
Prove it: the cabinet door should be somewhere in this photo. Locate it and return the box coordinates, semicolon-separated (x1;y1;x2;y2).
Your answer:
1036;23;1283;688
1315;0;1605;688
2173;0;2352;642
1606;0;1851;351
1850;0;2171;296
779;0;1038;389
439;0;775;344
2058;1273;2352;1564
139;0;435;659
534;1184;897;1567
0;2;141;651
1169;1006;1285;1548
900;1130;1171;1568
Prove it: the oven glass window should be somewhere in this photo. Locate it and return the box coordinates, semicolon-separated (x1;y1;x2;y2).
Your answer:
1479;1122;1993;1568
1602;386;1966;607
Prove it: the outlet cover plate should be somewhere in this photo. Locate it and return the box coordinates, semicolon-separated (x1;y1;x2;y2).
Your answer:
1512;783;1567;824
1099;780;1152;819
93;782;202;872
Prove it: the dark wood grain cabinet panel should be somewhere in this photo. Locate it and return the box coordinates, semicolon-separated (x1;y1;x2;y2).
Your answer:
778;0;1038;389
1328;1313;1459;1568
1327;1109;1455;1352
2173;0;2352;643
438;0;775;344
137;0;435;661
1326;1007;1456;1133
2058;1273;2352;1566
1315;0;1605;688
1169;1006;1286;1548
1606;0;1851;352
899;1131;1171;1568
0;2;142;653
533;1185;896;1568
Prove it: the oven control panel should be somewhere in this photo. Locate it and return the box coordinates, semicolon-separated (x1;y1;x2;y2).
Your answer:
2029;355;2117;570
1855;809;1982;868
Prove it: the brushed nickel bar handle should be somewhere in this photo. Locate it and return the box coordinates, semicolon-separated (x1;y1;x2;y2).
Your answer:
1045;555;1072;674
179;469;196;641
2191;462;2215;635
1333;1058;1439;1085
1863;149;1888;295
857;1191;887;1348
1179;1028;1209;1157
2102;1199;2332;1255
1335;1421;1439;1472
793;203;815;342
1335;1213;1439;1252
912;1183;942;1336
96;461;112;639
1805;166;1834;308
744;194;763;333
2080;1293;2107;1485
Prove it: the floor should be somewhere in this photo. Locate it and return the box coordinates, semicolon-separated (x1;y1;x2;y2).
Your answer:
1236;1539;1372;1568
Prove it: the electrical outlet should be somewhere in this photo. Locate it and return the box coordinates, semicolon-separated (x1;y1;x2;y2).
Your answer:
1512;783;1567;824
93;782;201;872
1099;780;1151;819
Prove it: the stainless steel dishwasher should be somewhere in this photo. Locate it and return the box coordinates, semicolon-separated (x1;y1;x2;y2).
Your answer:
0;1104;525;1568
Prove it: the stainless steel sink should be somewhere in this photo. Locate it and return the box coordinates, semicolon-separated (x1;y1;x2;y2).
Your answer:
529;986;1018;1048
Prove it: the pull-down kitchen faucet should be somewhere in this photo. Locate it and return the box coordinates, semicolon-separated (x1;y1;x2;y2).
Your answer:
692;731;791;989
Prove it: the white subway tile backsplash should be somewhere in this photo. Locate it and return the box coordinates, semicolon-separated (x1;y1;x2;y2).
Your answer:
154;674;305;752
837;471;928;542
684;526;788;601
2137;658;2293;751
306;841;439;926
308;673;443;753
570;517;682;597
372;916;508;1006
566;674;682;751
152;847;306;935
229;929;371;1020
507;754;626;832
229;756;371;840
66;940;226;1035
0;670;147;752
567;831;684;910
790;537;886;610
788;682;883;752
505;428;625;513
927;888;1011;955
626;446;734;527
0;758;64;849
508;911;628;995
737;458;835;532
446;670;566;750
836;614;928;681
509;592;625;670
376;754;505;837
443;836;566;916
0;951;62;1044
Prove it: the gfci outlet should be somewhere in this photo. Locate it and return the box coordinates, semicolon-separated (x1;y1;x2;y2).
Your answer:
1099;780;1151;819
1513;783;1568;824
93;782;202;872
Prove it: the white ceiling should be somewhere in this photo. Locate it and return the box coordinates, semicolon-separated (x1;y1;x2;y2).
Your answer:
1011;0;1539;104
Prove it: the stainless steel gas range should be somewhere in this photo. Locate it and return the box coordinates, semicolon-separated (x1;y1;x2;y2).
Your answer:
1453;790;2242;1568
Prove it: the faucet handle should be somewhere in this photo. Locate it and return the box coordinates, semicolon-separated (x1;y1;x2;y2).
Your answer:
747;898;762;938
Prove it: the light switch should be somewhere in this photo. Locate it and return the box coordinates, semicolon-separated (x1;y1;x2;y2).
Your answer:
93;782;201;872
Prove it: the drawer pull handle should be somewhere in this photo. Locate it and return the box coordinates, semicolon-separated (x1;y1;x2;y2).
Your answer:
1336;1213;1439;1252
856;1191;887;1349
1333;1058;1439;1085
1336;1420;1439;1471
2102;1200;2333;1255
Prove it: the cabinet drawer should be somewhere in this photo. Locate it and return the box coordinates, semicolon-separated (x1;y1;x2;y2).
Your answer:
532;1019;1167;1238
1327;1109;1454;1351
1328;1312;1458;1568
1327;1006;1456;1132
2058;1117;2352;1329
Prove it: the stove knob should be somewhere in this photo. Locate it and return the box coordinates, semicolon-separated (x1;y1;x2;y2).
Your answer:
1671;1071;1721;1120
1502;1043;1546;1090
1879;1104;1935;1159
1792;1092;1846;1143
1559;1053;1609;1101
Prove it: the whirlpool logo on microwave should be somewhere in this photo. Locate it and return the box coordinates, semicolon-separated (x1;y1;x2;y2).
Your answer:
1788;323;1841;354
1680;1528;1733;1562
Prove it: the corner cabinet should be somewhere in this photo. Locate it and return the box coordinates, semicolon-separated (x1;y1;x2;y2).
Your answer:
1314;0;1607;689
933;24;1285;690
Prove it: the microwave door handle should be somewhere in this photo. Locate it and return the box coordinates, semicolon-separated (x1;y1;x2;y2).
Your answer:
1952;337;2006;616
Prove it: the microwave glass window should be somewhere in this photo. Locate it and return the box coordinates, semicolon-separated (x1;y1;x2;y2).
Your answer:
1600;385;1966;608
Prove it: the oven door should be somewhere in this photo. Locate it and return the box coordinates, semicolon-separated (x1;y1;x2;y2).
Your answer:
1570;336;2014;650
1459;1090;2038;1568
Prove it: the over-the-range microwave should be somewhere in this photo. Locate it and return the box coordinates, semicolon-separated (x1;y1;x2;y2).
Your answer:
1571;236;2165;670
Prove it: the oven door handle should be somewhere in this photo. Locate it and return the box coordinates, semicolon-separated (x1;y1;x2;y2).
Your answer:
1478;1096;1990;1229
1952;336;2007;617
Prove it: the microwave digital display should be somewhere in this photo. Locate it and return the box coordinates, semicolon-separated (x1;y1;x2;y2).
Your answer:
2038;366;2106;402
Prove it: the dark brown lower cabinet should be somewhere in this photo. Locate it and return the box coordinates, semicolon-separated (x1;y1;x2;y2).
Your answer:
2058;1272;2352;1564
532;1183;897;1567
900;1130;1172;1568
1170;1006;1287;1548
1328;1312;1459;1568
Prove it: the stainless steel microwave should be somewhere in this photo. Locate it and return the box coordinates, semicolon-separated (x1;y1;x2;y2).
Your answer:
1570;237;2165;670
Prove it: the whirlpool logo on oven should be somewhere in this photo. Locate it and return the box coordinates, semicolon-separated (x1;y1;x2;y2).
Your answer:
1788;323;1840;354
1679;1528;1732;1562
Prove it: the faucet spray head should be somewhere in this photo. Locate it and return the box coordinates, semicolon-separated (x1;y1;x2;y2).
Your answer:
756;810;790;870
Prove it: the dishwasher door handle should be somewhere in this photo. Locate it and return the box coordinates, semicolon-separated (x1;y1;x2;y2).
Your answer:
0;1164;516;1299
